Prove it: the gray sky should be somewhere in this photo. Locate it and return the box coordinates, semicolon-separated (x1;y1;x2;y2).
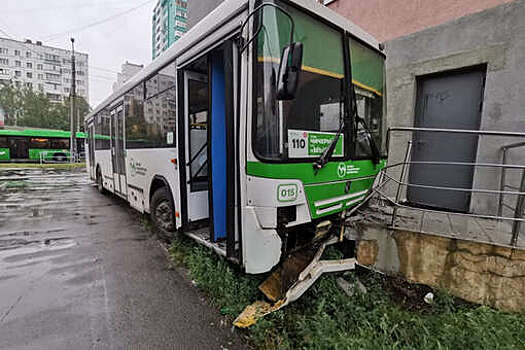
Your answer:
2;0;156;107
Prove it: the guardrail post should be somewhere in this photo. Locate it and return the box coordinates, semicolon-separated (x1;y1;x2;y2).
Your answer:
391;140;412;227
511;169;525;246
498;146;508;217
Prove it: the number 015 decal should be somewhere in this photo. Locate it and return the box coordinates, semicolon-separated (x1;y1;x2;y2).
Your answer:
288;129;344;159
278;184;298;202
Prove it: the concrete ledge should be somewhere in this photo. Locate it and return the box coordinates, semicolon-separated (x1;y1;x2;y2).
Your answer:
355;223;525;312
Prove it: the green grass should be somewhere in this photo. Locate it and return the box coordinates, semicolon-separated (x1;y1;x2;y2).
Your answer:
0;162;86;169
169;235;525;349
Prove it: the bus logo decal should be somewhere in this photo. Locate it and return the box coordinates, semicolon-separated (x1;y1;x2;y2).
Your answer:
337;163;360;178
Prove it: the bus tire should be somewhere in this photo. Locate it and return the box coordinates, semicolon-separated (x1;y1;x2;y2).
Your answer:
53;153;67;162
96;167;107;195
151;187;175;241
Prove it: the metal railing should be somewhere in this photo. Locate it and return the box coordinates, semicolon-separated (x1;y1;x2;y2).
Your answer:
371;127;525;247
497;141;525;245
39;151;85;164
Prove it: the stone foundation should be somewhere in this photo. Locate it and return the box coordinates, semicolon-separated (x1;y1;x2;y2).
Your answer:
355;224;525;312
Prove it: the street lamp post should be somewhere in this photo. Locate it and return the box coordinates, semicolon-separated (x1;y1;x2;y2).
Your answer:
69;38;77;163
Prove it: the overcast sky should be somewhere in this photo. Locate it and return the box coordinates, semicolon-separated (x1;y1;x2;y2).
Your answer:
2;0;156;107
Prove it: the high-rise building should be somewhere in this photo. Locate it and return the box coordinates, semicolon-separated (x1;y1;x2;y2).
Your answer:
186;0;223;30
152;0;188;60
112;61;144;92
0;37;89;103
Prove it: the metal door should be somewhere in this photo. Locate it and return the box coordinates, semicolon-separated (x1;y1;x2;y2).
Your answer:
184;71;209;222
408;67;485;212
111;105;127;196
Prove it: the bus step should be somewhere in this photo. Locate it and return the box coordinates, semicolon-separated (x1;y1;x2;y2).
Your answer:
233;236;355;328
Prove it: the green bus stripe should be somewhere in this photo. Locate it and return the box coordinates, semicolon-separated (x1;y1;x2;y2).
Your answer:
0;129;86;139
0;148;10;161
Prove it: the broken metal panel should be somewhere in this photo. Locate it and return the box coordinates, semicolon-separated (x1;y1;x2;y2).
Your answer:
234;236;356;328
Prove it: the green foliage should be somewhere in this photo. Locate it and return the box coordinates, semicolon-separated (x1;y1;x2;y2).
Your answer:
0;84;90;130
169;237;263;317
169;237;525;350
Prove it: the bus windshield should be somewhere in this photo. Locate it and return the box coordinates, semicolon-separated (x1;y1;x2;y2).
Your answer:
253;1;346;162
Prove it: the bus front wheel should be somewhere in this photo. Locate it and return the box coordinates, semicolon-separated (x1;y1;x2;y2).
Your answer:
151;187;175;240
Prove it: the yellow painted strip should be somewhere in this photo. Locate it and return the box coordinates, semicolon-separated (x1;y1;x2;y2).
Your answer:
301;65;344;79
258;56;344;79
257;56;382;96
352;79;383;97
257;56;280;64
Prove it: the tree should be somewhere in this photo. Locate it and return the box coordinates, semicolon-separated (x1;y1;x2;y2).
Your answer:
0;84;23;125
0;82;91;130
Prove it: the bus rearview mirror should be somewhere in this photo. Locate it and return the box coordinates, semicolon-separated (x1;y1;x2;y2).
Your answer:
276;42;303;100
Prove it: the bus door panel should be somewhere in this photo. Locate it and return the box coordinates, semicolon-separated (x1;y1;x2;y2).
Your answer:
9;137;29;160
111;105;127;197
184;71;209;222
88;124;96;180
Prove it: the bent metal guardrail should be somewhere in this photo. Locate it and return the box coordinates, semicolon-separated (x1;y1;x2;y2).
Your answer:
371;127;525;247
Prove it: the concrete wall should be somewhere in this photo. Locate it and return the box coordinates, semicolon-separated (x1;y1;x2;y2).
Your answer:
187;0;225;29
326;0;514;42
384;0;525;216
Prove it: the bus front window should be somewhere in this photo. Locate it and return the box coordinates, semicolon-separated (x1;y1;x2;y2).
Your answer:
253;1;346;162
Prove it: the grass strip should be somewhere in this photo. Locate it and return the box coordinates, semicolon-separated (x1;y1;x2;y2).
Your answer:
169;235;525;349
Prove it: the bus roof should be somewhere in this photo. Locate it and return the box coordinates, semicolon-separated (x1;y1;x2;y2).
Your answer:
86;0;382;122
0;127;86;139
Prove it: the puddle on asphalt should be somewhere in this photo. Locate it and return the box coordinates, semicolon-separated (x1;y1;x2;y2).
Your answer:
0;168;87;260
0;168;90;221
0;237;76;252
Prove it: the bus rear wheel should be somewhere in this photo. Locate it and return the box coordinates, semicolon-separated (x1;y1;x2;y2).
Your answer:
96;168;106;194
151;187;175;240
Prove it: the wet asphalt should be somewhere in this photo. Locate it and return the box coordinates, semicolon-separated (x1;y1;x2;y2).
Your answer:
0;168;245;350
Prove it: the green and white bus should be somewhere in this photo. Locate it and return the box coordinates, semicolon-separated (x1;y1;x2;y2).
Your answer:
0;127;86;162
85;0;386;274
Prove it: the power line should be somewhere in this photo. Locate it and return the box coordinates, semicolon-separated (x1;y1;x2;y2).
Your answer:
2;1;136;15
89;74;116;81
41;0;156;41
90;66;119;74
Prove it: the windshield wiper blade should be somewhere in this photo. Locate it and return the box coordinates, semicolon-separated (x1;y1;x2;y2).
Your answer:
313;121;345;172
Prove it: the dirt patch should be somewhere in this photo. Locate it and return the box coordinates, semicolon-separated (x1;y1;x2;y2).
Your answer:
382;275;434;312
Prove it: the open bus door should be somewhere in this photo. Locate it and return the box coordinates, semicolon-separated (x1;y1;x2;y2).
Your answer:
179;40;239;257
183;71;209;223
110;104;127;197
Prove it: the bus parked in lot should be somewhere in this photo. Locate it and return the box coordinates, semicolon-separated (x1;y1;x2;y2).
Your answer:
0;127;85;162
85;0;386;274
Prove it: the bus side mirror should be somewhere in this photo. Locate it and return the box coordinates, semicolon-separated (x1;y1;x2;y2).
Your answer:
276;42;303;100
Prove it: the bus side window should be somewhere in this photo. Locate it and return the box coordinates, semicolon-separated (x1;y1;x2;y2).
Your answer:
126;62;177;149
51;138;69;149
30;138;50;149
0;137;7;148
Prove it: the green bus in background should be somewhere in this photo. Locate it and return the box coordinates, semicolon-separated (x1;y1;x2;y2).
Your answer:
0;127;86;162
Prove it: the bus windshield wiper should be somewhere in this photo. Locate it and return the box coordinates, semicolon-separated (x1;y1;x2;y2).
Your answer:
313;121;345;172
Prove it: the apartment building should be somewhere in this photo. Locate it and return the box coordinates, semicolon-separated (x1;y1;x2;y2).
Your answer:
186;0;223;29
152;0;188;60
112;61;144;92
0;37;89;103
